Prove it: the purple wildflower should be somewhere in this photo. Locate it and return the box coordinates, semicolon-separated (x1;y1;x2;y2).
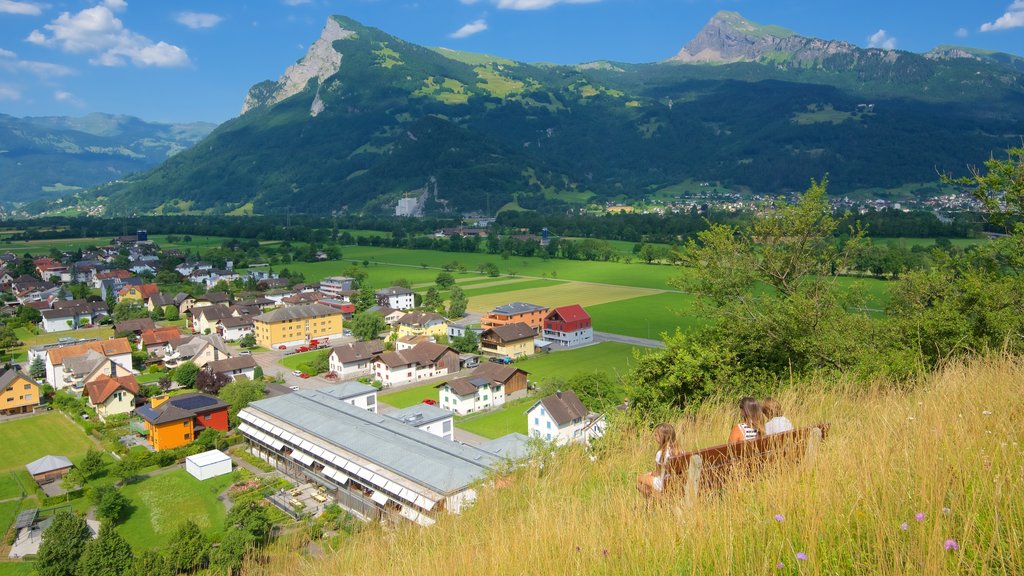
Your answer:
900;523;909;531
796;552;807;561
944;539;959;551
776;562;785;569
942;507;951;515
602;549;608;557
915;512;926;522
774;514;785;522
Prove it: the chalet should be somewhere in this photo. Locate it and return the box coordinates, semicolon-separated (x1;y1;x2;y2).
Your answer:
480;322;536;359
84;373;139;421
376;286;415;311
205;356;257;381
192;305;237;334
0;370;40;415
470;362;529;396
395;311;448;339
480;302;548;334
194;292;231;308
328;340;386;379
542;304;593;348
45;338;134;389
372;341;459;387
162;334;231;369
128;261;156;275
136;393;230;451
117;283;159;303
99;276;142;301
526;390;604;446
140;327;182;352
40;301;108;333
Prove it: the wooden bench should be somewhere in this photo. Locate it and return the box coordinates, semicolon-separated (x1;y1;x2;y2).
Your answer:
663;424;829;502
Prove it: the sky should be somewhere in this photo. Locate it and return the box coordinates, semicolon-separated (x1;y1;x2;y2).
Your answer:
1;0;1023;124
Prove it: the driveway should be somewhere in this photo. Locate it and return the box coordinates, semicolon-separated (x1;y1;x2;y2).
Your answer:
592;331;666;349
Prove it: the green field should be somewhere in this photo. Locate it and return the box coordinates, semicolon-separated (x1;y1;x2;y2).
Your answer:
0;413;95;473
454;396;533;439
0;473;25;500
0;561;36;576
587;292;705;339
278;349;327;373
515;343;644;385
116;468;234;551
872;237;987;249
458;278;563;298
379;383;440;409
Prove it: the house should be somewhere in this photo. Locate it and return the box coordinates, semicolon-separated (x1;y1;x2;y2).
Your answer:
318;299;356;319
319;381;378;413
100;276;142;301
147;292;176;312
479;322;536;359
328;340;385;379
25;455;73;485
543;305;593;348
448;320;478;340
194;292;231;308
175;261;212;276
218;316;254;341
369;306;405;326
480;302;549;334
470;362;529;396
0;370;40;415
204;269;239;288
281;291;325;307
238;388;517;525
93;269;133;289
39;301;108;333
162;334;231;369
84;373;139;421
386;404;454;441
395;311;448;339
128;261;156;275
45;338;134;389
526;390;604;446
140;327;182;352
191;305;237;335
136;393;230;451
436;375;506;415
372;341;459;387
205;356;257;381
114;318;156;336
252;304;345;349
117;283;159;303
376;286;415;311
319;276;355;300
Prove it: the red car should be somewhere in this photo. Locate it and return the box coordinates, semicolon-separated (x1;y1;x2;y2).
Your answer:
300;373;310;379
422;399;437;406
297;346;309;353
278;345;286;350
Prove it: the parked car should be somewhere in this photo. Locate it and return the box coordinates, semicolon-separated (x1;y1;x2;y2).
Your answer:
297;346;309;353
488;356;513;365
299;373;310;379
239;350;251;356
292;370;303;377
422;399;437;406
278;345;287;350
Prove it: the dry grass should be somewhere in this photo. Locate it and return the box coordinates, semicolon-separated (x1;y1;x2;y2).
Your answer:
467;282;660;313
250;358;1024;575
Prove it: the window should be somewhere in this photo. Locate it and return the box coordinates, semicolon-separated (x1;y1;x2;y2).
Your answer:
546;433;552;440
534;417;539;425
24;394;32;400
184;433;191;440
366;396;376;406
540;408;546;416
546;421;551;430
183;421;189;427
23;384;30;390
442;420;452;433
482;395;488;401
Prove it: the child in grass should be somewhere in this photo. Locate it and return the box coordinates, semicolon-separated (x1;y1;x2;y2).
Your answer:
762;396;794;435
636;423;679;496
728;396;764;443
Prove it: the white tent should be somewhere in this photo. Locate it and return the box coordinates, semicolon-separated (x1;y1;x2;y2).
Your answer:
185;449;232;481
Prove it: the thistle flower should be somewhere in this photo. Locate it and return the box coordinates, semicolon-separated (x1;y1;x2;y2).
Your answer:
774;514;785;522
776;562;785;569
942;507;951;515
796;552;807;561
944;539;959;551
900;522;909;531
915;512;926;522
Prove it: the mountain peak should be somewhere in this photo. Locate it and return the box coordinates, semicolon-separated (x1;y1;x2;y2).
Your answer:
670;11;853;65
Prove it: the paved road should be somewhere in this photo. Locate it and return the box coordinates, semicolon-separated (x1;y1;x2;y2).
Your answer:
593;331;666;349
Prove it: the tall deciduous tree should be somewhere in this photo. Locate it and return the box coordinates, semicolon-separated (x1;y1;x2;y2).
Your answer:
77;523;134;576
125;550;173;576
447;286;468;319
219;378;265;427
37;511;91;576
349;311;387;342
166;520;210;574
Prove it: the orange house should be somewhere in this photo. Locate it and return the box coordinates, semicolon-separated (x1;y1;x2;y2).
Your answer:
136;393;230;451
0;370;40;415
117;283;159;303
480;302;549;334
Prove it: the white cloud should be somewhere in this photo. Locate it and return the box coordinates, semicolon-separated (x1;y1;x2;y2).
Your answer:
867;29;896;50
0;0;44;16
0;48;15;58
981;1;1024;32
0;85;21;100
0;58;73;78
27;2;189;67
175;11;223;30
450;18;488;38
955;27;969;38
54;90;85;107
103;0;125;11
494;0;599;10
459;0;479;4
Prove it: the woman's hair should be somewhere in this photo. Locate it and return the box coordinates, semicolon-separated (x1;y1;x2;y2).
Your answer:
654;423;679;460
738;396;765;436
762;397;783;420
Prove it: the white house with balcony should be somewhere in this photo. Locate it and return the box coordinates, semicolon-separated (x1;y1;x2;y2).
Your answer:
436;375;506;416
526;390;604;446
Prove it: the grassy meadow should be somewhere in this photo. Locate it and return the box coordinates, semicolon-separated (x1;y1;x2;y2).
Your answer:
250;357;1024;575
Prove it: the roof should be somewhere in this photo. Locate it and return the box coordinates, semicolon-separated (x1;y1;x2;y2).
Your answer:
40;301;106;320
531;390;589;426
482;322;536;343
386;404;452;427
377;286;414;296
282;292;324;305
136;393;228;425
219;316;254;328
149;293;175;308
375;342;455;369
206;356;257;373
490;302;547;316
85;374;139;404
319;381;377;400
193;306;235;322
25;455;73;475
397;311;446;327
253;303;343;324
198;292;230;304
478;433;531;460
118;283;159;299
547;304;591;323
242;390;502;494
330;340;385;364
470;362;526;383
115;318;156;333
438;376;492;397
0;370;36;391
186;449;230;467
47;338;132;365
141;327;181;346
171;334;228;358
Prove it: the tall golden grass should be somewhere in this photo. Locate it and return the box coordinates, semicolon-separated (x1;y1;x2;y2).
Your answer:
250;357;1023;575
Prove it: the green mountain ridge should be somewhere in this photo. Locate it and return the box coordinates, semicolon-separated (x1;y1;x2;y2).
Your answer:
80;12;1024;216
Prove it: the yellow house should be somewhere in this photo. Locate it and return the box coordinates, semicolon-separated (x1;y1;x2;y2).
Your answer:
480;322;536;359
0;370;40;415
117;283;159;303
395;311;448;339
253;303;344;348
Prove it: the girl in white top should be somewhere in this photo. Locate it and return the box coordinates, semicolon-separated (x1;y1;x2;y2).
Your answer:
636;423;680;497
762;397;794;435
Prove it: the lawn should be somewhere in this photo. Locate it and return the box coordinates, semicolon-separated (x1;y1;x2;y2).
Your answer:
587;292;705;339
278;349;328;373
0;562;36;576
515;343;645;385
467;282;660;314
454;396;533;439
0;412;95;473
116;468;235;550
0;473;26;500
379;383;439;409
457;279;563;298
11;325;115;363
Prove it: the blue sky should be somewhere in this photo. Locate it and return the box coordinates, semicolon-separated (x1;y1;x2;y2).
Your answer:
1;0;1023;124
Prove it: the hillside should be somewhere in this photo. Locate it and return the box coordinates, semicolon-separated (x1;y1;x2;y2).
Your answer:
0;113;215;205
87;12;1024;216
249;358;1023;575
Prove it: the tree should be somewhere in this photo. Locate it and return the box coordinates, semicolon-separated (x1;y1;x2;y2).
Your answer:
218;378;265;427
423;287;443;311
565;371;621;410
451;329;479;353
112;455;142;484
37;511;91;576
943;145;1024;228
173;361;199;388
211;530;253;575
163;306;180;321
195;428;227;451
195;369;229;395
435;271;455;289
79;448;105;480
61;467;85;491
91;485;130;523
447;286;468;319
478;262;500;277
349;311;387;342
16;305;42;326
30;356;46;380
354;284;377;313
0;324;20;353
238;333;256;348
225;502;272;542
166;520;210;574
77;523;133;576
125;551;173;576
391;278;411;289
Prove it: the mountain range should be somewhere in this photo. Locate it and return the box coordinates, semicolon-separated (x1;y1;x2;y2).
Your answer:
59;11;1024;216
0;113;215;206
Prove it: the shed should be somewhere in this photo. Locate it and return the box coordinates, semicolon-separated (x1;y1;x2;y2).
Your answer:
25;455;73;485
185;449;232;481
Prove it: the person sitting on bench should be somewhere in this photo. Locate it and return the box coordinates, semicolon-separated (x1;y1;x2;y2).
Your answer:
762;397;794;435
636;423;680;496
728;396;764;443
